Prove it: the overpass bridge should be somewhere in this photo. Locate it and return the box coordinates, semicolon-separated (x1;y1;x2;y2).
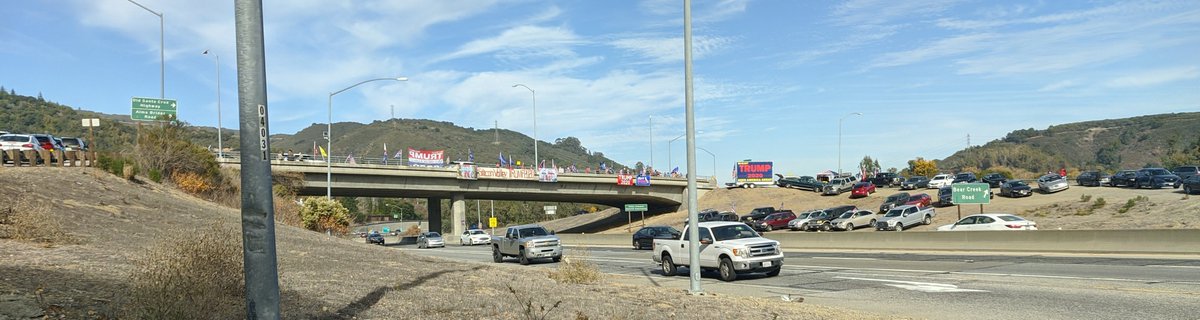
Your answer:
217;158;716;237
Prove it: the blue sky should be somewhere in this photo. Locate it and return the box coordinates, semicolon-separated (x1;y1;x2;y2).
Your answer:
3;0;1199;183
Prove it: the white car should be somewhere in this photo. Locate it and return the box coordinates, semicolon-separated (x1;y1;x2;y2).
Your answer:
927;174;954;189
937;214;1038;231
459;229;492;246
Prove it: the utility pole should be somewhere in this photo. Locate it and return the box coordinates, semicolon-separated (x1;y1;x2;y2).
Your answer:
493;121;499;145
649;115;654;170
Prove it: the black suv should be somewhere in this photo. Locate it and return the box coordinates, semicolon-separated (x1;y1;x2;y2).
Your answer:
1173;165;1200;181
871;172;902;188
366;233;385;245
980;173;1007;188
937;186;954;206
1135;168;1181;189
1109;170;1139;187
739;207;777;223
878;192;911;213
952;172;978;184
1075;171;1108;187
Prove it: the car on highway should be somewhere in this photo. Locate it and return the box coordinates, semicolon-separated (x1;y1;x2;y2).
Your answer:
753;211;798;232
366;232;385;245
633;226;681;250
830;208;877;231
928;174;954;189
871;172;903;188
878;192;911;213
417;232;445;248
1135;168;1181;189
981;173;1007;188
1000;180;1033;197
492;224;562;265
653;221;783;281
952;172;978;184
1182;175;1200;195
1037;174;1070;193
936;214;1038;231
459;229;492;246
1173;165;1200;181
1075;171;1109;187
1108;170;1139;187
850;182;876;198
900;176;929;190
822;178;854;196
775;175;825;192
904;193;933;207
875;205;935;231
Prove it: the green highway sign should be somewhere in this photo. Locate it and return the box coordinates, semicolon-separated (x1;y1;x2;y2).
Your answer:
131;97;178;121
952;183;991;205
624;204;648;212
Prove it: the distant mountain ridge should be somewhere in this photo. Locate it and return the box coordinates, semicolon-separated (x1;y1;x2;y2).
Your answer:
938;112;1200;173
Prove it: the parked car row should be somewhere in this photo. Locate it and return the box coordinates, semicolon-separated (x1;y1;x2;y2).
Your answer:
1089;167;1186;189
0;132;89;165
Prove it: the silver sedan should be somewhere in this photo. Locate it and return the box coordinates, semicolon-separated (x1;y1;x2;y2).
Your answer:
1037;174;1069;193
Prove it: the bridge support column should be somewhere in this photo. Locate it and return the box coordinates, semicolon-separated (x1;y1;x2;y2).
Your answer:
427;198;443;234
451;194;466;239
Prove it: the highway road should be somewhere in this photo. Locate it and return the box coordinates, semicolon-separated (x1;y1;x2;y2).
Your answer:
392;243;1200;319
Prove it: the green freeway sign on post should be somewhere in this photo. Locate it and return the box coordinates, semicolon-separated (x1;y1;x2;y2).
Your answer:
131;97;178;121
952;183;991;205
624;204;648;212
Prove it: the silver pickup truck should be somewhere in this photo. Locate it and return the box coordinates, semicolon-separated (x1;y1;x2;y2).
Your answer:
875;205;935;231
491;224;562;265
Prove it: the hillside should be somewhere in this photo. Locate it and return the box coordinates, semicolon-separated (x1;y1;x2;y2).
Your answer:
271;119;622;169
938;112;1200;173
0;167;869;319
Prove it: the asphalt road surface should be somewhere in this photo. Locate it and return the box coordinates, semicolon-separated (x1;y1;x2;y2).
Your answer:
393;243;1200;320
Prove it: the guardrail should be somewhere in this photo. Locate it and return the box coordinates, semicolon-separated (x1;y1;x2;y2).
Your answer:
559;229;1200;255
2;149;96;167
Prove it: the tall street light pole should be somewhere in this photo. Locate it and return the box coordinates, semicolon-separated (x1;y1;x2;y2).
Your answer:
649;115;654;170
838;112;863;175
512;84;537;167
684;0;702;295
327;77;407;199
697;146;716;181
203;50;222;158
668;133;685;171
127;0;163;99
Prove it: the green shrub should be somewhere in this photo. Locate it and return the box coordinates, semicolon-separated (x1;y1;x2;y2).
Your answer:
1080;194;1092;202
148;169;163;183
1092;197;1106;209
299;197;350;234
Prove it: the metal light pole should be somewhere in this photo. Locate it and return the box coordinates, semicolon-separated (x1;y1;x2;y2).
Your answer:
649;115;654;170
838;112;863;175
668;133;685;171
127;0;164;98
512;84;537;167
327;77;407;199
697;147;716;181
203;50;222;158
684;0;702;295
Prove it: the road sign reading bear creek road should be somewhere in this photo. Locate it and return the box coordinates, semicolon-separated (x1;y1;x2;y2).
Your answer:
130;97;178;121
952;183;991;205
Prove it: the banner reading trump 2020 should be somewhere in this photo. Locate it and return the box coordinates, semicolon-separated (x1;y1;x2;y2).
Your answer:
407;148;445;167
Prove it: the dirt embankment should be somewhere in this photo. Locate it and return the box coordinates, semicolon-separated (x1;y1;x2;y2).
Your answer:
0;167;884;319
602;184;1200;233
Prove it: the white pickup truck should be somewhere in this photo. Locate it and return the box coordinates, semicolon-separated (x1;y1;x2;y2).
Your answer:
874;204;935;231
652;221;783;281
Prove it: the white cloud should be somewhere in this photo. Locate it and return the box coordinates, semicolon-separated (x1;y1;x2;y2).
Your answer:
435;25;582;63
1038;80;1077;92
832;0;960;26
611;36;734;64
868;34;994;69
1106;66;1200;88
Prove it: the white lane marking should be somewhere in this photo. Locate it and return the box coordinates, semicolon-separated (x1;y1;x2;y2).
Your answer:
794;264;1200;284
834;276;988;293
1146;265;1200;269
810;257;878;260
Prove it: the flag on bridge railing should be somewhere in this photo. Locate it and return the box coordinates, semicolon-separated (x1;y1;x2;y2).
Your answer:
319;146;327;159
382;143;388;165
346;153;356;164
508;155;514;169
671;167;679;174
468;148;474;162
393;150;403;159
499;152;506;166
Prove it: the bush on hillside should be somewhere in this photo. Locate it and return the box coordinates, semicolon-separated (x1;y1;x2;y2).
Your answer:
299;197;350;234
125;224;244;319
135;117;220;187
0;196;74;245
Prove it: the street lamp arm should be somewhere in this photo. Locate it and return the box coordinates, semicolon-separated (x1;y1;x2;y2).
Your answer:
332;77;408;96
127;0;162;16
512;84;534;94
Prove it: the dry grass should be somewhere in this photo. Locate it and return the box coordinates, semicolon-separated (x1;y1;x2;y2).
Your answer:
122;164;136;180
549;248;603;285
0;195;73;245
123;223;245;319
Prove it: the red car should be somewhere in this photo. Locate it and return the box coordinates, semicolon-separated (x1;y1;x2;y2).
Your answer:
904;193;932;207
850;182;876;198
753;211;797;232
